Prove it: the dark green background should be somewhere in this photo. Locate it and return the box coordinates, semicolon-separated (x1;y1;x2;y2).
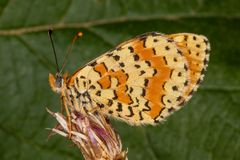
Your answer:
0;0;239;160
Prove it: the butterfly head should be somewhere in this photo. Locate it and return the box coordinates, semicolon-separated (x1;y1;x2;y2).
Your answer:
48;30;82;94
49;72;68;94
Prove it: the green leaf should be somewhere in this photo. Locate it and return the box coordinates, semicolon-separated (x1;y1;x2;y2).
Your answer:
0;0;240;160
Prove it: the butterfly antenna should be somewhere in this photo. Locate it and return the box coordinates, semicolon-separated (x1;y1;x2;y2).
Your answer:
48;29;60;73
60;32;83;74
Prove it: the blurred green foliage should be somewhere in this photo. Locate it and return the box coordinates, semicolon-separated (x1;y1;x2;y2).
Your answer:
0;0;239;160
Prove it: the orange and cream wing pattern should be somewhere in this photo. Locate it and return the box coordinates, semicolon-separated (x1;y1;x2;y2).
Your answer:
167;33;210;102
67;32;210;125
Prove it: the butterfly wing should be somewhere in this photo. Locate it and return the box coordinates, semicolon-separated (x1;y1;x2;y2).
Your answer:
69;32;210;125
167;33;210;102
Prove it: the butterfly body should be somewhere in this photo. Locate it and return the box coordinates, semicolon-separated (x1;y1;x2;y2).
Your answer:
49;32;210;125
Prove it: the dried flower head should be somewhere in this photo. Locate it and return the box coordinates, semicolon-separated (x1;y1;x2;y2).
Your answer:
47;109;127;160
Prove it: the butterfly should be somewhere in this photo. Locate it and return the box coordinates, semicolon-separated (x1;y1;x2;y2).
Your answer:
49;31;210;125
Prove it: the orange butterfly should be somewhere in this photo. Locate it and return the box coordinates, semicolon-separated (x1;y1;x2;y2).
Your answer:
49;31;210;126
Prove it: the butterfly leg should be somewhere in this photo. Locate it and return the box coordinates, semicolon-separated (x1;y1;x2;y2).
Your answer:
61;96;72;139
88;106;99;114
60;99;64;114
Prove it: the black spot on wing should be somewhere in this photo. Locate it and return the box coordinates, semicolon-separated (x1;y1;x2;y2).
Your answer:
142;101;151;111
205;49;210;54
140;37;147;48
153;69;157;76
83;81;86;87
204;39;209;45
196;78;202;85
89;85;96;90
97;81;103;89
134;64;141;68
176;96;183;101
139;70;145;76
184;35;188;41
163;56;168;65
129;87;133;94
145;61;151;66
161;95;165;105
178;72;182;77
188;90;194;96
141;88;146;96
126;106;134;117
89;61;97;66
144;79;149;87
177;49;183;55
184;64;188;71
108;99;113;106
76;77;79;87
178;100;186;106
170;69;174;78
165;46;170;50
173;57;178;62
128;46;134;53
116;102;123;112
113;90;118;100
133;54;140;61
153;108;165;123
172;85;178;91
139;111;144;121
168;107;175;113
96;90;101;96
113;55;120;61
203;58;209;65
201;69;206;75
97;103;105;108
135;97;139;104
153;38;158;42
119;62;125;67
196;44;201;48
153;48;156;55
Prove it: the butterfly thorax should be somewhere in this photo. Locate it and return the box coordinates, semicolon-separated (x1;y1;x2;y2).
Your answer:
49;72;95;114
